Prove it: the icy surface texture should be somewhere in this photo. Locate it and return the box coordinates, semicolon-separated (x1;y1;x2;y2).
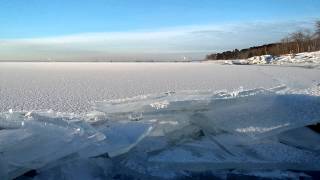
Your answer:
0;87;320;179
1;62;319;113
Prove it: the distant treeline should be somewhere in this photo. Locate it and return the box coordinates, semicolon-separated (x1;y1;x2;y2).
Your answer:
206;21;320;60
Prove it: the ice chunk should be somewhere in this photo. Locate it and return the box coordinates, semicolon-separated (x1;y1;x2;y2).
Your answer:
79;120;153;158
35;157;113;180
0;111;105;179
146;135;320;172
193;93;320;138
277;127;320;152
93;88;320;176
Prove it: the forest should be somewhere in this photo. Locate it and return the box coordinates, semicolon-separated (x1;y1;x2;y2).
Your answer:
206;21;320;60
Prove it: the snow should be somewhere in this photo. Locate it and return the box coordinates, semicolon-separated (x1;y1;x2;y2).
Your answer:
211;51;320;65
0;62;319;113
273;51;320;64
0;61;320;179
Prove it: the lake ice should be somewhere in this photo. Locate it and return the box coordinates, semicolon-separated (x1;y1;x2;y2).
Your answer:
0;62;319;179
0;62;319;113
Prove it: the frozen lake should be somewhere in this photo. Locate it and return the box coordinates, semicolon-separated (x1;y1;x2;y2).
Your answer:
1;62;320;179
0;62;319;113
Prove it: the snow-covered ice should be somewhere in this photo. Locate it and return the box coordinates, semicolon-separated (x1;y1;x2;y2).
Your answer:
0;62;320;179
0;62;319;113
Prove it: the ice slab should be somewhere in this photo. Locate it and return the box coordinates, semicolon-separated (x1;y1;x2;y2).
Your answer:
92;87;320;177
78;120;153;158
0;111;105;179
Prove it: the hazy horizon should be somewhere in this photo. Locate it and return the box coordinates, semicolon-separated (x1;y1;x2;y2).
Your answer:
1;0;320;61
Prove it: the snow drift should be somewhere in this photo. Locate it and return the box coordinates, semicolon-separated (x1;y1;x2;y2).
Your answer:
221;51;320;65
0;86;320;179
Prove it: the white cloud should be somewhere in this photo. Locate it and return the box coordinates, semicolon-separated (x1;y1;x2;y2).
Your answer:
0;19;315;61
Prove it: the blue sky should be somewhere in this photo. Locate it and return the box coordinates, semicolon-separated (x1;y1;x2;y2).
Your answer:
0;0;320;60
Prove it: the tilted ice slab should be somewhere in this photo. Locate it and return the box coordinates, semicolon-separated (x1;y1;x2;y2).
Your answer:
0;86;320;179
99;86;320;176
0;111;153;179
95;85;320;139
0;112;104;179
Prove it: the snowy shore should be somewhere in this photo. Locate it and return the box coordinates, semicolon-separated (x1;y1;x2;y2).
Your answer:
205;51;320;65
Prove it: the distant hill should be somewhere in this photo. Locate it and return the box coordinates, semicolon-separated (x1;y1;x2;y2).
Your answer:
206;21;320;60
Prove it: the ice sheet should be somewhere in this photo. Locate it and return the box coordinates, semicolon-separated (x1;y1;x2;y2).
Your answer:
1;62;319;113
